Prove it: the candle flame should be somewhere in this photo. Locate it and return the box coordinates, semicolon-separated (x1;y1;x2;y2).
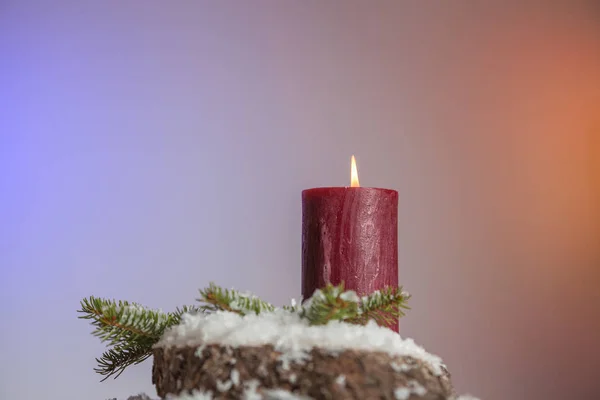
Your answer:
350;155;360;187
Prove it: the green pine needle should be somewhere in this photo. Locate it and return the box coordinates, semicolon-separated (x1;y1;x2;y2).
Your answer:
78;296;200;380
94;342;152;381
347;286;411;326
300;282;360;325
197;282;275;315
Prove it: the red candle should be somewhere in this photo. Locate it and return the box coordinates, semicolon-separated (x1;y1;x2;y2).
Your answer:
302;156;399;331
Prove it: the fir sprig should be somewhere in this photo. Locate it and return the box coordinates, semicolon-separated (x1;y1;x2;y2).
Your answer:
78;296;200;380
197;282;275;315
94;342;153;380
300;282;360;325
299;283;410;327
79;282;410;381
79;297;168;345
348;286;411;327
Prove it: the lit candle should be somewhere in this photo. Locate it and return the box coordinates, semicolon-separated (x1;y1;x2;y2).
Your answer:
301;156;399;331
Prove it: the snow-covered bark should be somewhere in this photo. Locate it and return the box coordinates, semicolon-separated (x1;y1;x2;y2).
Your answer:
152;311;461;399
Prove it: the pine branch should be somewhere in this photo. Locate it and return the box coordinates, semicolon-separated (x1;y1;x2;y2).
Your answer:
347;286;411;327
79;282;410;382
78;296;171;345
172;304;202;319
94;342;153;381
197;282;275;315
282;297;303;313
300;283;360;325
298;284;410;327
78;296;200;380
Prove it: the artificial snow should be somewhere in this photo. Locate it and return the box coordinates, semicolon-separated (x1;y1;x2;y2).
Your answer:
339;290;360;302
110;304;169;326
393;381;427;400
393;387;411;400
194;344;206;358
231;368;240;386
156;310;445;375
243;379;262;400
278;348;311;370
390;361;411;372
216;379;233;392
410;381;427;396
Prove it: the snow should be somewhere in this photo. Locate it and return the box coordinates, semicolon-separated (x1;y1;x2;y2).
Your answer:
156;310;445;375
393;381;427;399
278;349;311;370
410;381;427;396
194;344;206;357
108;304;168;325
360;290;379;305
243;379;262;400
288;373;297;384
339;290;360;302
216;379;232;392
390;361;411;372
231;368;240;386
286;298;303;313
393;387;410;400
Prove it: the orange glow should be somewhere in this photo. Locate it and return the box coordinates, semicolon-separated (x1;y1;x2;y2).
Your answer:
350;155;360;187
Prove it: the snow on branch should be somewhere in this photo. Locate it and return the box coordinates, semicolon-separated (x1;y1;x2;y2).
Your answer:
79;282;410;381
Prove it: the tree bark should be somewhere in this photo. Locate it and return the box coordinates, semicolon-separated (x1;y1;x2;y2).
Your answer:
152;344;454;399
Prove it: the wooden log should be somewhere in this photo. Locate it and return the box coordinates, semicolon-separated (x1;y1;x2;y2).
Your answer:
152;343;454;399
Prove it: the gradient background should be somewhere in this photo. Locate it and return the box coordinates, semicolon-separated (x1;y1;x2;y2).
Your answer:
1;2;599;400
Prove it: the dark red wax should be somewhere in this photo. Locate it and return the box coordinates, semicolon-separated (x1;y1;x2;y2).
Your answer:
302;187;399;331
